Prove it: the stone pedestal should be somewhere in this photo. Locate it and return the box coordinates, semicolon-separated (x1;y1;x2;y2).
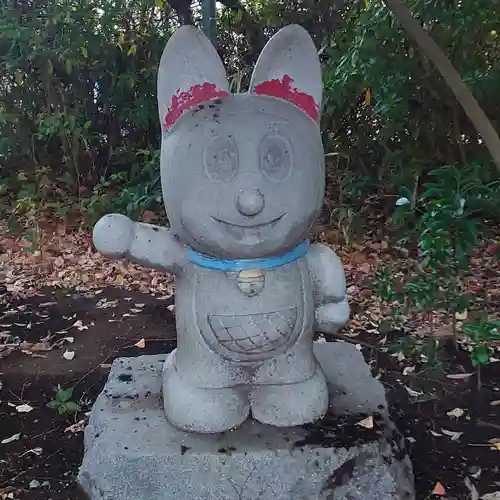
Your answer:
78;342;415;500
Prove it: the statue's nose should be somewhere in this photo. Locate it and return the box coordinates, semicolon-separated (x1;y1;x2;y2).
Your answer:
236;189;265;216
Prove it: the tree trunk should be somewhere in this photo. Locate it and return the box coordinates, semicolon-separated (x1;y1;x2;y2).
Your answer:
383;0;500;173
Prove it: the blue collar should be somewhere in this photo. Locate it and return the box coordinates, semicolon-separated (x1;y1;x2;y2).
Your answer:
187;240;310;272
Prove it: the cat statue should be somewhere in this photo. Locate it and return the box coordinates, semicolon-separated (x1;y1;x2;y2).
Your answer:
92;24;350;434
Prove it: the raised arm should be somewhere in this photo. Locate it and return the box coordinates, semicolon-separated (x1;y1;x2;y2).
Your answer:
92;214;185;273
307;243;350;334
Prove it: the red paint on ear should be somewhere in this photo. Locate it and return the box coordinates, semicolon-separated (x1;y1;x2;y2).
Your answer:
163;82;230;130
254;75;319;122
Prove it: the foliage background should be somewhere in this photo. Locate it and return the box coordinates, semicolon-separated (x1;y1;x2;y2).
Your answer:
1;0;499;221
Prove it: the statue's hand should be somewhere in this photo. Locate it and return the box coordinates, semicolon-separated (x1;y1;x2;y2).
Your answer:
92;213;135;259
314;299;350;335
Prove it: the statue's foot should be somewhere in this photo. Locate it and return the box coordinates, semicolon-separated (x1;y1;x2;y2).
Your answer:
162;351;250;433
249;365;328;427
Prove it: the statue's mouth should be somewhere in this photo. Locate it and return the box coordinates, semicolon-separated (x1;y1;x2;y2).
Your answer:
212;214;285;243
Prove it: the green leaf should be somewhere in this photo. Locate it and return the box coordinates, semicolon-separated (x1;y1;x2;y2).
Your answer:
14;71;23;85
65;59;72;74
63;401;82;413
80;46;88;58
58;387;74;402
47;59;53;74
471;344;492;367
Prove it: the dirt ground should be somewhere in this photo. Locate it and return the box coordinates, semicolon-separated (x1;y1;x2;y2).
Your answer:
1;287;499;500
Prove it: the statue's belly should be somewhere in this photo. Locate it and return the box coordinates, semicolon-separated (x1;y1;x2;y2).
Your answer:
191;261;310;362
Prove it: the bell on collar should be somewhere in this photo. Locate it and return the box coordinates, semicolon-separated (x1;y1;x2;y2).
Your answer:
236;268;265;296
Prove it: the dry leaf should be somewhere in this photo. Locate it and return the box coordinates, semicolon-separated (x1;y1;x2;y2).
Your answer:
481;492;500;499
489;400;500;406
446;407;465;418
62;350;75;360
134;338;146;349
403;366;415;376
431;482;446;496
15;404;34;413
455;310;468;320
464;477;479;500
1;433;21;444
65;420;85;434
19;447;43;457
71;320;88;331
356;416;374;429
430;430;442;437
441;428;463;441
404;385;423;397
446;373;474;380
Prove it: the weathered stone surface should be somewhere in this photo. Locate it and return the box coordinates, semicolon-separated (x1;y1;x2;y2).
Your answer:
78;342;415;500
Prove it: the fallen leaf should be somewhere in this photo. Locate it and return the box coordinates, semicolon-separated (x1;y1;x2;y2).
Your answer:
403;366;415;376
65;420;85;434
15;404;34;413
441;428;463;441
464;477;479;500
431;482;446;496
134;338;146;349
19;447;43;457
446;407;465;418
455;310;468;320
390;351;406;362
489;400;500;406
446;373;474;380
62;350;75;360
1;433;21;444
404;385;423;397
356;416;374;429
481;492;500;499
430;430;442;437
29;480;40;489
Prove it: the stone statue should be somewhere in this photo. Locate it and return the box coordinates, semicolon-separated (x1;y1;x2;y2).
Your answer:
92;24;350;434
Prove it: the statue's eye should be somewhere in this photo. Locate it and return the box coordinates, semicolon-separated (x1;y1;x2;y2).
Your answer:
259;135;292;182
203;135;239;182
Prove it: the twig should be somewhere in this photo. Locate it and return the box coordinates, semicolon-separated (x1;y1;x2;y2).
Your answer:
73;349;117;388
476;419;500;432
28;428;58;441
2;448;62;486
323;332;380;350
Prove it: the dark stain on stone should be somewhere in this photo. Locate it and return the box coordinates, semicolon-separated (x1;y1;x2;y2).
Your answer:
118;373;133;383
180;445;190;455
294;412;384;448
323;456;358;490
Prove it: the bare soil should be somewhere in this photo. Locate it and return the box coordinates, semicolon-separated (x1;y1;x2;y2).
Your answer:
0;287;499;500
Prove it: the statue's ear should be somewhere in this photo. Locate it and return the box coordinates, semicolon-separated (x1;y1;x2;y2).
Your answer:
249;25;322;124
157;26;229;131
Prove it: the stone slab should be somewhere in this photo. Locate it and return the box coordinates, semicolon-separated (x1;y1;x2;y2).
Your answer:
78;342;415;500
